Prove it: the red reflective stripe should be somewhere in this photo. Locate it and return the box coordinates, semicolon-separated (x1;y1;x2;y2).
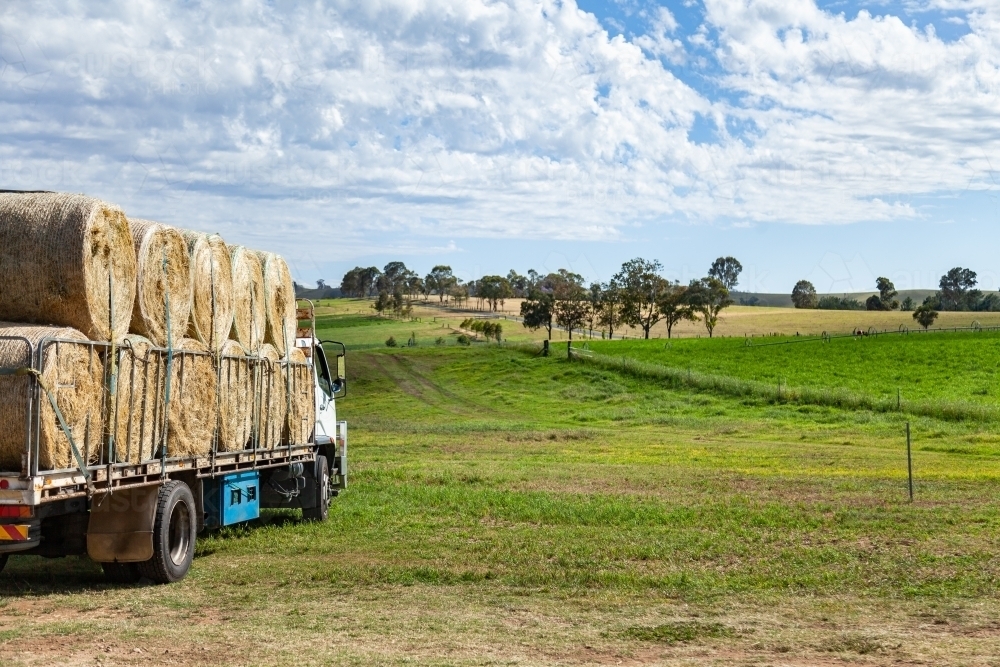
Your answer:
0;524;29;541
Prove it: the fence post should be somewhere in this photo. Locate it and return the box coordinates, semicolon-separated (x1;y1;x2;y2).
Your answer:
542;339;549;357
906;422;913;502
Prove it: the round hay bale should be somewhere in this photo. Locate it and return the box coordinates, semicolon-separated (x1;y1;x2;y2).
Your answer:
0;193;136;342
112;334;160;464
128;220;192;347
283;347;315;445
229;246;265;352
254;344;286;450
219;339;252;452
0;324;103;473
165;338;217;458
182;230;234;351
257;252;296;356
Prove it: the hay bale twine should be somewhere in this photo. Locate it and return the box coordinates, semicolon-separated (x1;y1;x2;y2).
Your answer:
111;334;162;464
128;220;192;347
219;339;252;452
229;246;265;352
166;338;217;458
255;344;286;450
257;252;296;356
283;347;315;445
0;193;136;341
0;324;103;472
182;230;234;351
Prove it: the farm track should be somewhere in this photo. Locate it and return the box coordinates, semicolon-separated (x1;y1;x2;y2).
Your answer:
365;353;484;417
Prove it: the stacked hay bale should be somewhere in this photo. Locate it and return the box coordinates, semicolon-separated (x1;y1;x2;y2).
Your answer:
111;334;161;464
165;338;218;458
0;191;311;473
229;246;265;352
0;193;136;341
284;347;315;445
257;251;296;356
255;344;286;450
114;333;221;463
218;339;253;452
0;324;104;472
183;231;234;352
128;220;192;347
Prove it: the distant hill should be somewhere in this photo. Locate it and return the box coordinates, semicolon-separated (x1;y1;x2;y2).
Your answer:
732;289;938;308
295;282;340;299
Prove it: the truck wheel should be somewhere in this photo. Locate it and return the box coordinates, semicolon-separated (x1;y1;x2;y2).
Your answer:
302;455;330;522
101;561;141;584
138;481;196;584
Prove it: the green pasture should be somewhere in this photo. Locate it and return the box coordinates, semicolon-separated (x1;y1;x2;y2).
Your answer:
313;300;530;349
6;315;1000;664
587;330;1000;406
315;313;462;349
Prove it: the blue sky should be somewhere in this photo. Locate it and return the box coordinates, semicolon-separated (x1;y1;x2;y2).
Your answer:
2;0;999;293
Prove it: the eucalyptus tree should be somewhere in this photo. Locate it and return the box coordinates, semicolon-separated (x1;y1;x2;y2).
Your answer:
614;258;668;339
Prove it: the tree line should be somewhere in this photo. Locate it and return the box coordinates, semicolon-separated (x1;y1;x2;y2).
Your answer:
459;318;503;342
791;267;1000;330
340;257;744;340
519;257;740;340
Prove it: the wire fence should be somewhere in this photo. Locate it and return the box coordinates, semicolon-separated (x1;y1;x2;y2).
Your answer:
551;340;1000;423
741;321;998;348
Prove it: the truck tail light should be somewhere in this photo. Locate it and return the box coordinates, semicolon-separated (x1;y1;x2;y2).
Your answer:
0;505;32;518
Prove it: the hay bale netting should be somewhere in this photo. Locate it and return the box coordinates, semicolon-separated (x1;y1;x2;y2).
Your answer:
219;339;252;452
255;344;286;450
0;324;103;472
257;251;296;356
112;334;162;464
229;246;265;352
283;347;315;445
0;193;136;341
128;219;192;347
182;230;234;351
165;338;218;458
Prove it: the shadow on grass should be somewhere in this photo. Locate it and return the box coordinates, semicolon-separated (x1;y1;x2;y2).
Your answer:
0;554;107;596
0;510;304;595
196;508;302;556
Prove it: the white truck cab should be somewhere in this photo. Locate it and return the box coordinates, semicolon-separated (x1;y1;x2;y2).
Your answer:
296;332;347;492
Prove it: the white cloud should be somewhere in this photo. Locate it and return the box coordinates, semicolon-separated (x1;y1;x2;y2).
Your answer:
635;6;686;63
0;0;998;279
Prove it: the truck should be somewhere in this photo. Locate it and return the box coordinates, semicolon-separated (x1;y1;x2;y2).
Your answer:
0;300;345;584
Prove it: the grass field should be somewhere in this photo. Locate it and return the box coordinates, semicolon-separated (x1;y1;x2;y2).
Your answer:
586;330;1000;408
5;306;1000;664
313;299;542;348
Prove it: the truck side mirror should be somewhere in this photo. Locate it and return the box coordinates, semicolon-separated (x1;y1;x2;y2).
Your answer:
318;340;347;399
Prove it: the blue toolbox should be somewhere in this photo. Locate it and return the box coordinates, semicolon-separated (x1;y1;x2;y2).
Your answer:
204;471;260;527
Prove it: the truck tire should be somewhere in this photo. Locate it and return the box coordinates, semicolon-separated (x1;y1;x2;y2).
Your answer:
138;481;196;584
101;561;141;584
302;455;330;522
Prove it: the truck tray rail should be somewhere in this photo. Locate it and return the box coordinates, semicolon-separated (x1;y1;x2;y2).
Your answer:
0;334;316;506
